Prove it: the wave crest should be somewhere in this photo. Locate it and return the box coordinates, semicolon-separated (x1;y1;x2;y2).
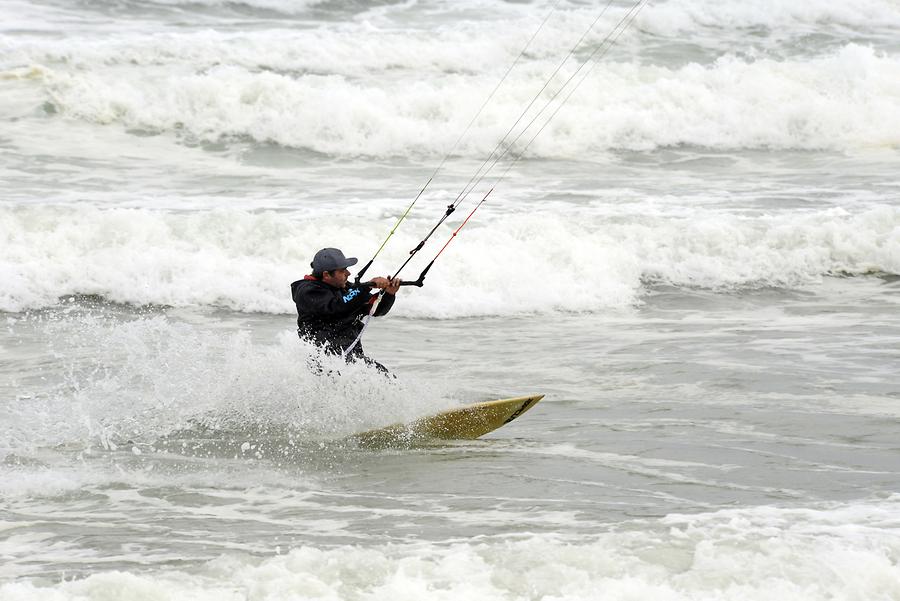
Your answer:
23;43;896;156
2;204;897;316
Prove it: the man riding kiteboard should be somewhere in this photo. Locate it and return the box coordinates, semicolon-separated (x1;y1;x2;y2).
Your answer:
291;247;400;373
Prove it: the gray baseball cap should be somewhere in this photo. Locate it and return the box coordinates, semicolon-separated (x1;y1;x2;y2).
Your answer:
311;247;358;272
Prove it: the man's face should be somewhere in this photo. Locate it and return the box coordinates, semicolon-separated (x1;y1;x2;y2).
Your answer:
322;267;350;289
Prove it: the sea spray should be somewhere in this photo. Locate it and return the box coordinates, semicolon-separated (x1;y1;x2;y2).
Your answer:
2;307;448;454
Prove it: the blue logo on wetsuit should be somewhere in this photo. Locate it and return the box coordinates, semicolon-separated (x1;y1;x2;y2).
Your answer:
343;287;361;303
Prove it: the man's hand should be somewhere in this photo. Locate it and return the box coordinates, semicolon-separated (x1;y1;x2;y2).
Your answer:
368;277;401;295
384;277;401;295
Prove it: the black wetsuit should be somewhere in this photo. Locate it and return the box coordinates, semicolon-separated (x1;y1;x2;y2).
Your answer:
290;275;395;368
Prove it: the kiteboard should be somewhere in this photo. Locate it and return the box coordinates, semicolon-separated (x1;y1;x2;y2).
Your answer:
347;394;543;447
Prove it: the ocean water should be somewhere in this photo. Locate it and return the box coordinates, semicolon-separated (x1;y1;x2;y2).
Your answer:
2;0;900;598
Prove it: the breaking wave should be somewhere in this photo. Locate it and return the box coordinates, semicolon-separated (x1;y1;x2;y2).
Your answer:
2;204;897;316
7;44;892;156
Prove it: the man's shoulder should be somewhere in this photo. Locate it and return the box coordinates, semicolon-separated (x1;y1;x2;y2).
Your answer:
291;278;332;299
291;278;324;289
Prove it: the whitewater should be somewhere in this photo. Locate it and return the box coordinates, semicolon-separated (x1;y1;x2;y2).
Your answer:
2;0;899;599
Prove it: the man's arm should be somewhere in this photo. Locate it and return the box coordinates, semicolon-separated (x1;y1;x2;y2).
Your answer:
373;291;395;317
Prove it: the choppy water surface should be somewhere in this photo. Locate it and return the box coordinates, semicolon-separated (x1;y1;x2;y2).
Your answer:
2;0;899;599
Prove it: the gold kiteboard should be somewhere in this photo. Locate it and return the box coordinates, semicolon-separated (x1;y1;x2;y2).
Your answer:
347;394;544;447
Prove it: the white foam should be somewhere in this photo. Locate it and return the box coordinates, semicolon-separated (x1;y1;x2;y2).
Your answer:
51;45;900;154
2;498;899;600
2;204;897;316
4;13;899;156
146;0;328;11
640;0;900;35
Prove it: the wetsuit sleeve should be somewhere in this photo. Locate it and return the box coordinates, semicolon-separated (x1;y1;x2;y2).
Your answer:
373;291;396;317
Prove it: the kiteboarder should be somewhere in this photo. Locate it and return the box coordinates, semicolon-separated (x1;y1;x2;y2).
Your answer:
291;247;400;373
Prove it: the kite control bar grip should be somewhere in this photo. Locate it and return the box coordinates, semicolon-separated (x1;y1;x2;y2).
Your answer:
362;277;421;289
395;261;432;288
